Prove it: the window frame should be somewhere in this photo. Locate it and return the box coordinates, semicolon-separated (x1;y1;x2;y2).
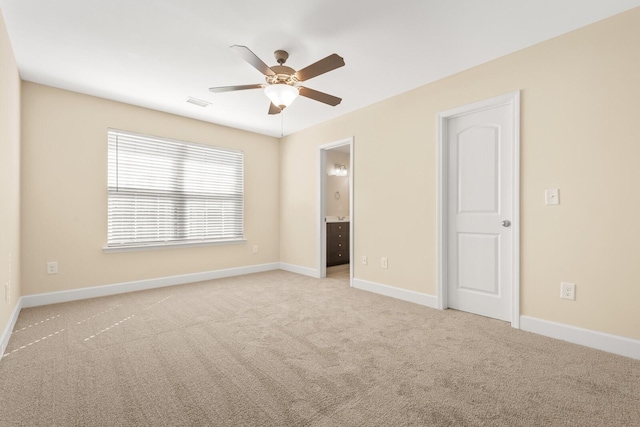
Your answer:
104;128;245;253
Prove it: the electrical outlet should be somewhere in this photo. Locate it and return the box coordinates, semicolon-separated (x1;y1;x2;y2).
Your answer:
4;282;8;302
47;261;58;275
252;245;258;254
381;257;388;269
560;282;576;300
362;256;367;265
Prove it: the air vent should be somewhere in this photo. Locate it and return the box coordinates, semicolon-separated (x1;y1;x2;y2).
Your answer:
186;97;211;107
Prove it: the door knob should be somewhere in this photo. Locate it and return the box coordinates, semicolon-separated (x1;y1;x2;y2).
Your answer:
501;220;511;227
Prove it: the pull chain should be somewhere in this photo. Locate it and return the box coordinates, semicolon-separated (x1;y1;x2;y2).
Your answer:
280;108;284;138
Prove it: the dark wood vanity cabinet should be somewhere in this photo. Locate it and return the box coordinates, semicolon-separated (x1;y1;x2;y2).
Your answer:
327;222;350;266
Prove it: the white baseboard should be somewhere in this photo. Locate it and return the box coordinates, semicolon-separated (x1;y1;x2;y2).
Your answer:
352;278;438;309
21;263;280;308
278;263;320;278
1;299;23;358
520;315;640;360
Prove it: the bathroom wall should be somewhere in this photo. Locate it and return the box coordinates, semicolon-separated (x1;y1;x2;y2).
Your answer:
325;150;350;217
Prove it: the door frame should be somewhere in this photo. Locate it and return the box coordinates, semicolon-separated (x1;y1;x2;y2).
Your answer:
318;136;354;285
436;92;521;328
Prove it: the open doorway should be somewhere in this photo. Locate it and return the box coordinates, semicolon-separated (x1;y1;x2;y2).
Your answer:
318;137;353;284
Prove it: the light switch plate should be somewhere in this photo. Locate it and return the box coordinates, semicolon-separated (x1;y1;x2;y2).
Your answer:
545;189;559;205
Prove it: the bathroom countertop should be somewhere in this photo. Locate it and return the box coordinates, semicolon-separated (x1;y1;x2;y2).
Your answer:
326;216;350;223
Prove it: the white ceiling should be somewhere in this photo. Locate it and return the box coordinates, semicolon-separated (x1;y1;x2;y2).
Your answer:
1;1;639;137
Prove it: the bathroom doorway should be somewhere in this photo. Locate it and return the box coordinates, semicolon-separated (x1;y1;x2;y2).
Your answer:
318;137;353;284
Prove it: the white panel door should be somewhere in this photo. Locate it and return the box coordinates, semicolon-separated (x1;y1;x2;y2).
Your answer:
447;103;514;321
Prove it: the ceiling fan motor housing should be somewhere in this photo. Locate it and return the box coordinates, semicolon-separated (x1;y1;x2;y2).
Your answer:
266;65;299;87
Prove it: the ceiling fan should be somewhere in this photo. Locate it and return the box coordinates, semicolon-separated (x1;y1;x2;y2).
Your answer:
209;45;345;115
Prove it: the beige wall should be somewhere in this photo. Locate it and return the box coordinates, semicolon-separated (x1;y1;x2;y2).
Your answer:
21;83;280;295
280;8;640;339
0;8;21;339
325;150;350;217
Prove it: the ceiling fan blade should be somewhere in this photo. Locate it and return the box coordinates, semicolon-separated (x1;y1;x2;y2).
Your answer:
231;45;276;76
268;103;281;115
299;87;342;106
209;84;263;93
295;54;345;82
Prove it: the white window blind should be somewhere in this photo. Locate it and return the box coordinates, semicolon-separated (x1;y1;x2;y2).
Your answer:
107;129;244;248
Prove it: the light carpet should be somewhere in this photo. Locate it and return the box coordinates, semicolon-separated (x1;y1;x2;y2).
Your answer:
1;270;638;426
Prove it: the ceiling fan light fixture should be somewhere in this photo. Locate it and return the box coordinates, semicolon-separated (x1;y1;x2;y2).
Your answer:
264;84;299;109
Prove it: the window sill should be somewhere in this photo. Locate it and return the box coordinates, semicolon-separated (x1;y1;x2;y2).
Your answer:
103;239;246;253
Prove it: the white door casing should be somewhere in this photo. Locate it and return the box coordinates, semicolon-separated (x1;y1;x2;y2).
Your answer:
437;92;520;327
318;137;354;284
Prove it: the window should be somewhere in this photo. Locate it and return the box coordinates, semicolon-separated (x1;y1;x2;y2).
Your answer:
107;129;244;249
